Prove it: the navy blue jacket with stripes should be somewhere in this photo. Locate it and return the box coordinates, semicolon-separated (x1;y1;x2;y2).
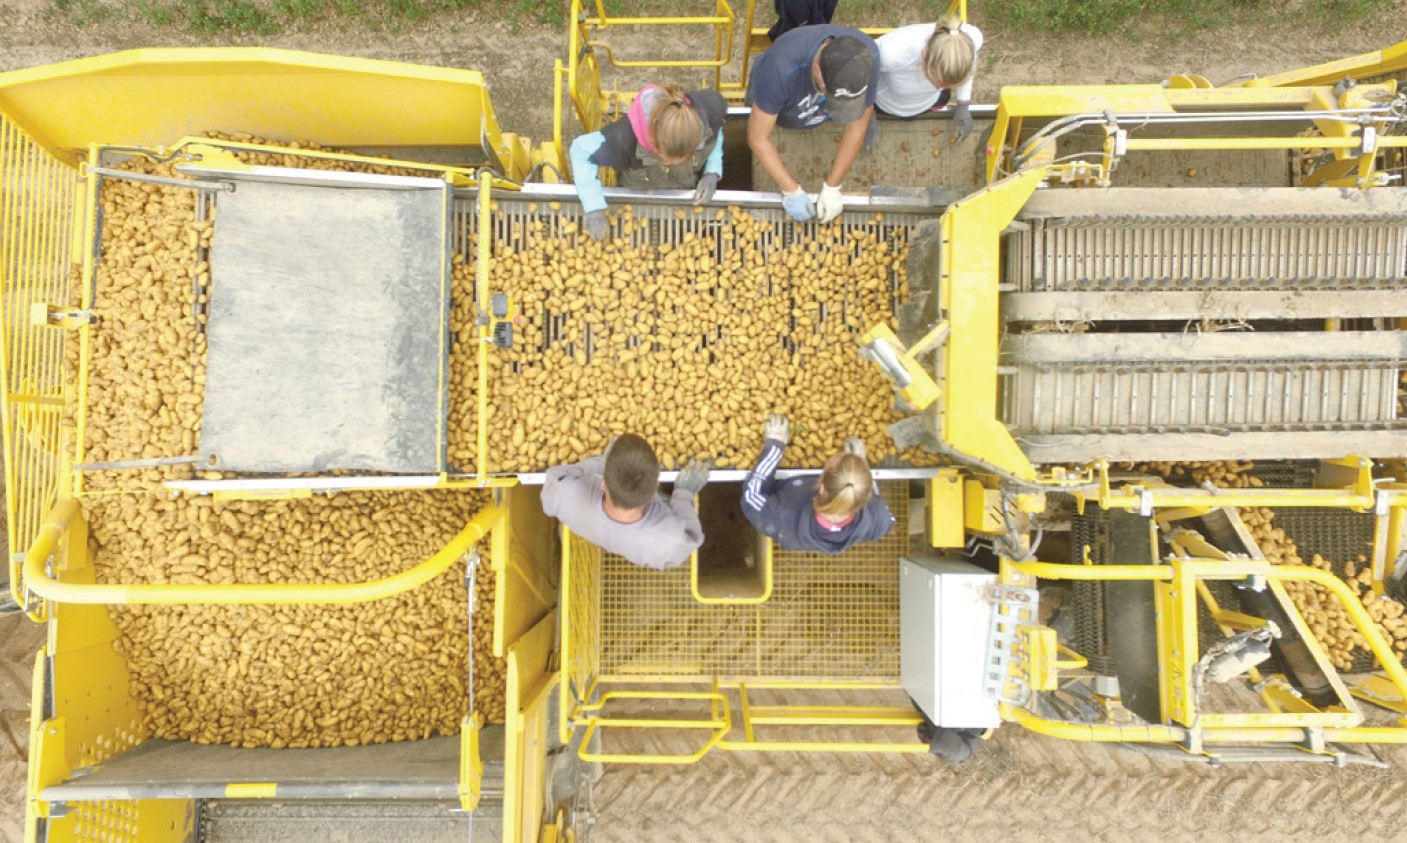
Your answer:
740;438;895;553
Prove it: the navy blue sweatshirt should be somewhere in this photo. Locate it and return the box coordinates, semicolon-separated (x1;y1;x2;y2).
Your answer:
740;438;895;553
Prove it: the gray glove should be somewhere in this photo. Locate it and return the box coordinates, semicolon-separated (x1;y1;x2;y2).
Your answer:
693;173;719;205
842;436;868;460
675;458;710;495
764;414;790;445
952;102;974;141
584;209;609;240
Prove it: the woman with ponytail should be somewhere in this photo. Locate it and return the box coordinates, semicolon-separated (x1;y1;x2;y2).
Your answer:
740;414;895;553
874;14;983;138
570;82;727;240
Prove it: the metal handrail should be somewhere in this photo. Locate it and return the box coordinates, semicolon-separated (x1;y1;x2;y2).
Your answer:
22;498;504;605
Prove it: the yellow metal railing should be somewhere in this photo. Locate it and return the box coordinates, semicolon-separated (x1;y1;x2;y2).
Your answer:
22;497;504;605
0;113;80;615
560;0;965;140
1003;556;1407;749
559;509;928;762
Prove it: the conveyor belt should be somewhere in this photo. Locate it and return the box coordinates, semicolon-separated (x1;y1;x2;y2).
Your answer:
1006;187;1407;294
997;187;1407;463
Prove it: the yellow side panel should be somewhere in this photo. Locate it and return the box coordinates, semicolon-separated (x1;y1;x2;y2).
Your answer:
505;611;557;843
0;48;505;162
39;799;195;843
495;486;558;658
928;469;965;548
941;169;1044;481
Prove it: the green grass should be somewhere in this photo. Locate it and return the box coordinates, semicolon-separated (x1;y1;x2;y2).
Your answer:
986;0;1395;35
42;0;1400;37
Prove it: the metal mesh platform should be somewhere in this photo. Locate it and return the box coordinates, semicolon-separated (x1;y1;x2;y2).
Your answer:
594;482;910;681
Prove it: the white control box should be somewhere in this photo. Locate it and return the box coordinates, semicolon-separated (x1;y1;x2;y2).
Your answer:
899;556;1001;728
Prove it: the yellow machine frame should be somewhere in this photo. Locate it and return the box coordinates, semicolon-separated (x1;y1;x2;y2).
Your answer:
983;40;1407;186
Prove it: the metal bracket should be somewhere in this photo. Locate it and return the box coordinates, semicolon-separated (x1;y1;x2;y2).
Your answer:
982;583;1041;706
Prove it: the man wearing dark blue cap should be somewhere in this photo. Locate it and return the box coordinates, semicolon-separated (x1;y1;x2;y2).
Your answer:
746;24;880;224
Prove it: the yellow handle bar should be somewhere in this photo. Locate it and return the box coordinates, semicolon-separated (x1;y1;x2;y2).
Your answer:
22;498;503;605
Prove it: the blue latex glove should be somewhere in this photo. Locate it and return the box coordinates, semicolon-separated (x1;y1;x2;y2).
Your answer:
782;186;816;221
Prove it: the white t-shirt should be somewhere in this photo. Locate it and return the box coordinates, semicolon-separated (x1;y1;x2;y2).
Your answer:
875;22;984;117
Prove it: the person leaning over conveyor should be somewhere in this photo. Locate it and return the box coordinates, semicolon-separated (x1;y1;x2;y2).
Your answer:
875;15;984;139
569;83;727;240
746;25;880;223
542;434;710;569
739;415;894;553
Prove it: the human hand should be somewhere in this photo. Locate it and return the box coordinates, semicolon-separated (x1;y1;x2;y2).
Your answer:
816;182;844;223
764;414;790;445
584;209;609;240
952;102;974;141
693;173;720;205
842;436;868;461
781;186;816;221
675;458;710;495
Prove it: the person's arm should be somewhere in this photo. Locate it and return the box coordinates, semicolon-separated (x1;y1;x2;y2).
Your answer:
741;438;787;521
747;108;799;194
569;133;609;213
664;487;705;564
541;455;606;519
825;107;873;188
703;131;725;178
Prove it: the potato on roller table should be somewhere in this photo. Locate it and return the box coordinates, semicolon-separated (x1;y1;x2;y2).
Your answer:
448;205;937;473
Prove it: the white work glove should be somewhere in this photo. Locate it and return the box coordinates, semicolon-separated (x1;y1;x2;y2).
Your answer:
675;458;711;495
816;182;844;224
781;186;816;221
763;414;790;445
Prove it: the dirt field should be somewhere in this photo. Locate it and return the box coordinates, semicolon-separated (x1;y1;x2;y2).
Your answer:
4;2;1407;841
590;727;1407;842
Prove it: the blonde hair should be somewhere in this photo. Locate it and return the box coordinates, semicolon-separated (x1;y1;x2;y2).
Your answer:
924;15;975;91
649;83;704;162
814;453;874;519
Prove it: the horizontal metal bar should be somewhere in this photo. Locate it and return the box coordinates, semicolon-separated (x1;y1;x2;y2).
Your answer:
177;164;449;191
24;500;504;605
40;780;490;802
86;166;233;191
76;455;201;472
461;183;946;215
1002;290;1407;322
514;467;943;486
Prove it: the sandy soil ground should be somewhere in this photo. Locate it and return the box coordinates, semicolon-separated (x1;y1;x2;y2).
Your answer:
589;726;1407;843
4;3;1407;841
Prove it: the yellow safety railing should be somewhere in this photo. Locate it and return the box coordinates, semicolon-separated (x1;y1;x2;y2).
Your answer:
1003;556;1407;748
560;0;966;138
21;496;504;605
0;113;80;616
1077;456;1380;514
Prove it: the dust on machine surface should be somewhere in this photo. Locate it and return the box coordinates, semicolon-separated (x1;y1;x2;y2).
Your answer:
3;1;1407;840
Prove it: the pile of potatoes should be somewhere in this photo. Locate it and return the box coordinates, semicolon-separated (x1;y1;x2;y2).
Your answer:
1248;504;1407;671
91;490;503;747
72;139;504;748
449;204;938;471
